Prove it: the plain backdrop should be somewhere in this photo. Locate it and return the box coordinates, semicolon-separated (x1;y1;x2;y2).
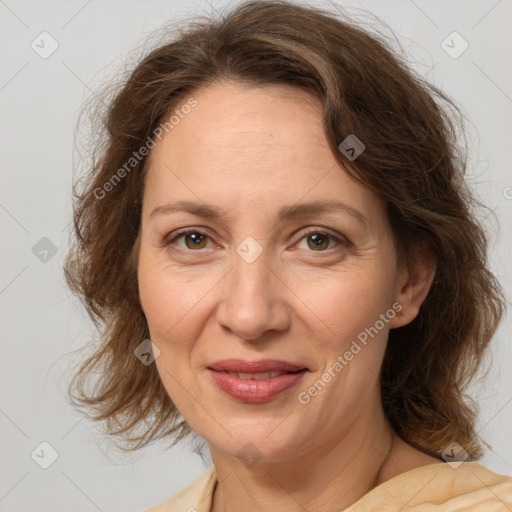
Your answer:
0;0;511;510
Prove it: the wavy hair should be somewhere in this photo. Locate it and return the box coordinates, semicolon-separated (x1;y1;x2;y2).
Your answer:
64;0;505;457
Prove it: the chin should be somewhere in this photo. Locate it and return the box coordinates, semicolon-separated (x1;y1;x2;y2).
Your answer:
205;420;309;465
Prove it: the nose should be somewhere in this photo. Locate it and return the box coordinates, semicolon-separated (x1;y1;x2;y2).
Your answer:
216;247;291;341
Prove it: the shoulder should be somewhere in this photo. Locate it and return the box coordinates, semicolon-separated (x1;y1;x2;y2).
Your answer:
143;466;217;512
346;462;512;511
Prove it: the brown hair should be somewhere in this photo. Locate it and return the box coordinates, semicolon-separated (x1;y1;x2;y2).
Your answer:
64;0;505;457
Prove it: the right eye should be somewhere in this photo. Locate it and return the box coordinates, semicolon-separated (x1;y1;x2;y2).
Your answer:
164;229;214;250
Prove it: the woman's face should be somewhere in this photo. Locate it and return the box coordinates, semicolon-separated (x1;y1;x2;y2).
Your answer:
138;82;415;463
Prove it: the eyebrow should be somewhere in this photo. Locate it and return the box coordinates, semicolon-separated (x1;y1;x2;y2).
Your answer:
150;199;369;225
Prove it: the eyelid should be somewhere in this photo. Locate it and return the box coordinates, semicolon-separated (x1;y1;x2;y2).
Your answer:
163;226;350;252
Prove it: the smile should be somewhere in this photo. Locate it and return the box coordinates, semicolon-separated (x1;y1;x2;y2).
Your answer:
207;359;309;403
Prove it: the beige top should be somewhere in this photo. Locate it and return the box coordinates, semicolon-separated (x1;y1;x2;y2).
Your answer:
144;462;512;511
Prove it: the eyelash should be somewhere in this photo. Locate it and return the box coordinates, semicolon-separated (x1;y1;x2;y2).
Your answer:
163;227;350;253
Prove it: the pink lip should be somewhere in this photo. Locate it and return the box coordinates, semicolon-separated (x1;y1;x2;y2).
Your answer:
207;359;308;403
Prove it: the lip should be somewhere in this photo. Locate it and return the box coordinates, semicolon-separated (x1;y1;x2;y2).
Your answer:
208;359;307;373
207;359;308;403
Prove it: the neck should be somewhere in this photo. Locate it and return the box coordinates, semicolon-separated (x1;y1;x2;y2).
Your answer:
209;396;397;512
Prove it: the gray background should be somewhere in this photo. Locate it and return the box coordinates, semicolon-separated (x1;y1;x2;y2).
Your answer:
0;0;511;510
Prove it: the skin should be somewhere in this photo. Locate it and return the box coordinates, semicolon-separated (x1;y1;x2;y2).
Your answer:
137;81;441;511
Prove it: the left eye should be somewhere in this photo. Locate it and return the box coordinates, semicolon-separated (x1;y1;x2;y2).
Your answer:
297;231;344;251
165;229;347;252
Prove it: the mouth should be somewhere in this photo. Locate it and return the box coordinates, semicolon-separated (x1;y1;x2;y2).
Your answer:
208;358;308;373
219;369;302;380
207;359;309;403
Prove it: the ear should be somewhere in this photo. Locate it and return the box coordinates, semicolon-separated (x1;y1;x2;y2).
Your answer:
388;243;437;329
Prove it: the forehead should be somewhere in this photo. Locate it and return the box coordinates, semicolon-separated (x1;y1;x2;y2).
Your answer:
143;82;384;224
154;81;327;161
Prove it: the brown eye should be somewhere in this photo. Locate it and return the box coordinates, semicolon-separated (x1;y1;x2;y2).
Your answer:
306;233;331;251
295;229;349;253
165;229;212;250
183;232;208;249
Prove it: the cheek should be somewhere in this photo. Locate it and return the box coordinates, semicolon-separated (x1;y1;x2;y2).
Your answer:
297;273;392;428
291;263;395;350
138;251;190;348
137;256;211;410
139;242;198;324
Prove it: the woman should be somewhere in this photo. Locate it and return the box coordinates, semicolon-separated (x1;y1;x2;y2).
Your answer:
64;0;512;510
